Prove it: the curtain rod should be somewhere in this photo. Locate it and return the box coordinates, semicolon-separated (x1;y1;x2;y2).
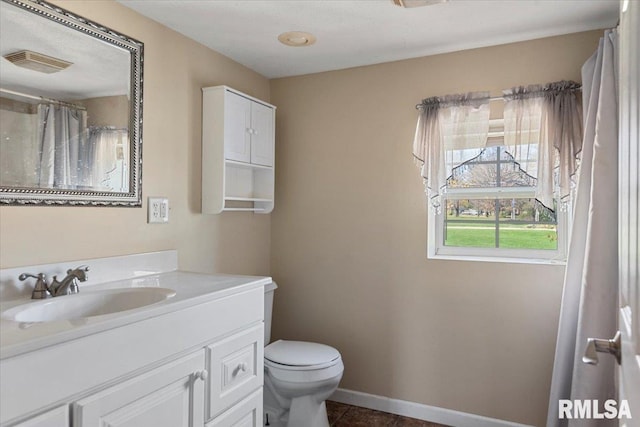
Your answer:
0;88;86;111
416;86;582;110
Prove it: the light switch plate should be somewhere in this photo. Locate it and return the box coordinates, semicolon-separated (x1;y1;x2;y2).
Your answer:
148;197;169;223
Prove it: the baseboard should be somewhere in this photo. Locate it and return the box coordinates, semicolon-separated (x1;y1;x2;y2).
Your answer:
330;388;534;427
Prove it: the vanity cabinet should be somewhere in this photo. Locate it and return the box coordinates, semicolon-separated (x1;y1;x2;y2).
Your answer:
202;86;276;214
1;278;266;427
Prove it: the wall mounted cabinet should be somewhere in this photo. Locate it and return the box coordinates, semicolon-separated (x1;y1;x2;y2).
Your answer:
202;86;276;214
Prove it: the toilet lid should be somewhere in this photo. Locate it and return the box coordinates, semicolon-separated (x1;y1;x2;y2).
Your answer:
265;340;341;367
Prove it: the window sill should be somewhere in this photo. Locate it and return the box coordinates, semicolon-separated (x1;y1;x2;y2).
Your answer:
428;253;567;266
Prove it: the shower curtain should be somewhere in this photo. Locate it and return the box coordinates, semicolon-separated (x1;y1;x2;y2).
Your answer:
82;127;129;191
37;104;129;191
37;103;87;188
546;29;619;427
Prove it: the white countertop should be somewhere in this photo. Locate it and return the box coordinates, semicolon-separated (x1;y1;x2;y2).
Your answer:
0;271;271;360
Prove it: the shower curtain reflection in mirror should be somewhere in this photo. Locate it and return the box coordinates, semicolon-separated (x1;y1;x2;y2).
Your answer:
38;103;86;188
0;101;129;192
84;126;129;192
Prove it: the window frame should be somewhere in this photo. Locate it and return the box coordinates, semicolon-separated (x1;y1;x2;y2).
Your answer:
426;120;569;265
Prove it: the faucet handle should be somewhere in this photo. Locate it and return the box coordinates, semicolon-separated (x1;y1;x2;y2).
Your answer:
19;273;52;299
18;272;44;281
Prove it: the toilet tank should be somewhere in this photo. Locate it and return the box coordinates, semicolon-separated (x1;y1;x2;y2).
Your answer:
264;281;278;345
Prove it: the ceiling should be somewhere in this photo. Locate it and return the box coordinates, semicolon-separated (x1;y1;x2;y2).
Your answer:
0;1;130;100
117;0;618;79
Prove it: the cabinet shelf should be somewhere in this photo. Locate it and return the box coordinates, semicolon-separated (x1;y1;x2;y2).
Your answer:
225;197;273;203
225;159;273;171
222;208;267;212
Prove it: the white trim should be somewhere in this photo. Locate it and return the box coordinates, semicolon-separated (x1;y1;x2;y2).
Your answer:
429;253;566;265
444;186;538;199
330;388;534;427
428;198;568;264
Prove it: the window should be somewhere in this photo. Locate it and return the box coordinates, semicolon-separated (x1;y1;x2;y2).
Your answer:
428;121;569;264
414;84;581;264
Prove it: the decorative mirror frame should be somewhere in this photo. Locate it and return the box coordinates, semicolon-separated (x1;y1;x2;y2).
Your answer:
0;0;144;206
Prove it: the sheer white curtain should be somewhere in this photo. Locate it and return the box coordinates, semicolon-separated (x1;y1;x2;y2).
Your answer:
412;92;490;210
503;81;583;210
547;29;618;427
80;127;129;191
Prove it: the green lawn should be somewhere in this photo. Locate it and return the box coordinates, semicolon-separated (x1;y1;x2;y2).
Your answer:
445;226;558;250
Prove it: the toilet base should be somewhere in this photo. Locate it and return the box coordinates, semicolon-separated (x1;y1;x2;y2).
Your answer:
262;354;343;427
263;399;329;427
263;406;286;427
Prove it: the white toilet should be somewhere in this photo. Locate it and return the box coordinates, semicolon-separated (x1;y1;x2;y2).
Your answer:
263;282;344;427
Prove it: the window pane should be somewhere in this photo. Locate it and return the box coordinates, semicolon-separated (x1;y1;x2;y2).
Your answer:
499;162;536;187
498;225;558;250
444;198;558;250
497;198;556;223
445;198;496;219
498;198;557;249
449;163;497;188
445;199;497;248
447;146;539;188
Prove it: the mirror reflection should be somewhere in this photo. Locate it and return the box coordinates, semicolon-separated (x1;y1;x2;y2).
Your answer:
0;0;143;205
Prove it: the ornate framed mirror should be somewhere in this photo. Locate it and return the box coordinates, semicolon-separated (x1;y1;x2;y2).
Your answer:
0;0;143;206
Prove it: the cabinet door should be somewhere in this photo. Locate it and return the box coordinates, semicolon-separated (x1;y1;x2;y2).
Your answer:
73;352;205;427
249;102;274;167
224;91;252;163
206;389;262;427
14;405;68;427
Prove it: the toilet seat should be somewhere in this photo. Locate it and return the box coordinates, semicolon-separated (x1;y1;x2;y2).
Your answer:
265;340;341;370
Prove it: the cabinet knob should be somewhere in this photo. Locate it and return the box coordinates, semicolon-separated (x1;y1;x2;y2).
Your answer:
246;128;254;134
194;370;208;381
240;363;248;372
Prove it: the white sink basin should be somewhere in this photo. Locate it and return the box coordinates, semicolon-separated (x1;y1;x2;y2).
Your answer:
1;288;176;323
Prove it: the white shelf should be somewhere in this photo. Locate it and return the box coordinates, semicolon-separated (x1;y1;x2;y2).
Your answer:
225;159;272;171
225;197;273;203
222;208;267;212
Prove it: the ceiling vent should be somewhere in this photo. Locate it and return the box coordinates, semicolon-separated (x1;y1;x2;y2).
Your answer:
3;50;72;74
391;0;448;8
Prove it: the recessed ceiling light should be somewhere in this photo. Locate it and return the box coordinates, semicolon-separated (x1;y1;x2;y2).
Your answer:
278;31;316;47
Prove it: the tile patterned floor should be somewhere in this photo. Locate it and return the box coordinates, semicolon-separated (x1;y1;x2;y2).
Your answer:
326;401;450;427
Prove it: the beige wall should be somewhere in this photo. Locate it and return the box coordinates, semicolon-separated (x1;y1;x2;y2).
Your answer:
80;95;129;128
269;31;602;426
0;3;603;425
0;0;271;276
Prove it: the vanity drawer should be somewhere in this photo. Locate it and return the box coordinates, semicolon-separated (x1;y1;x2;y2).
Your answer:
206;388;262;427
207;324;263;419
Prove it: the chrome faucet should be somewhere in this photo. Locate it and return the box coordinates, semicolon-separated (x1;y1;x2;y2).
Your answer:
19;266;90;299
51;266;89;296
